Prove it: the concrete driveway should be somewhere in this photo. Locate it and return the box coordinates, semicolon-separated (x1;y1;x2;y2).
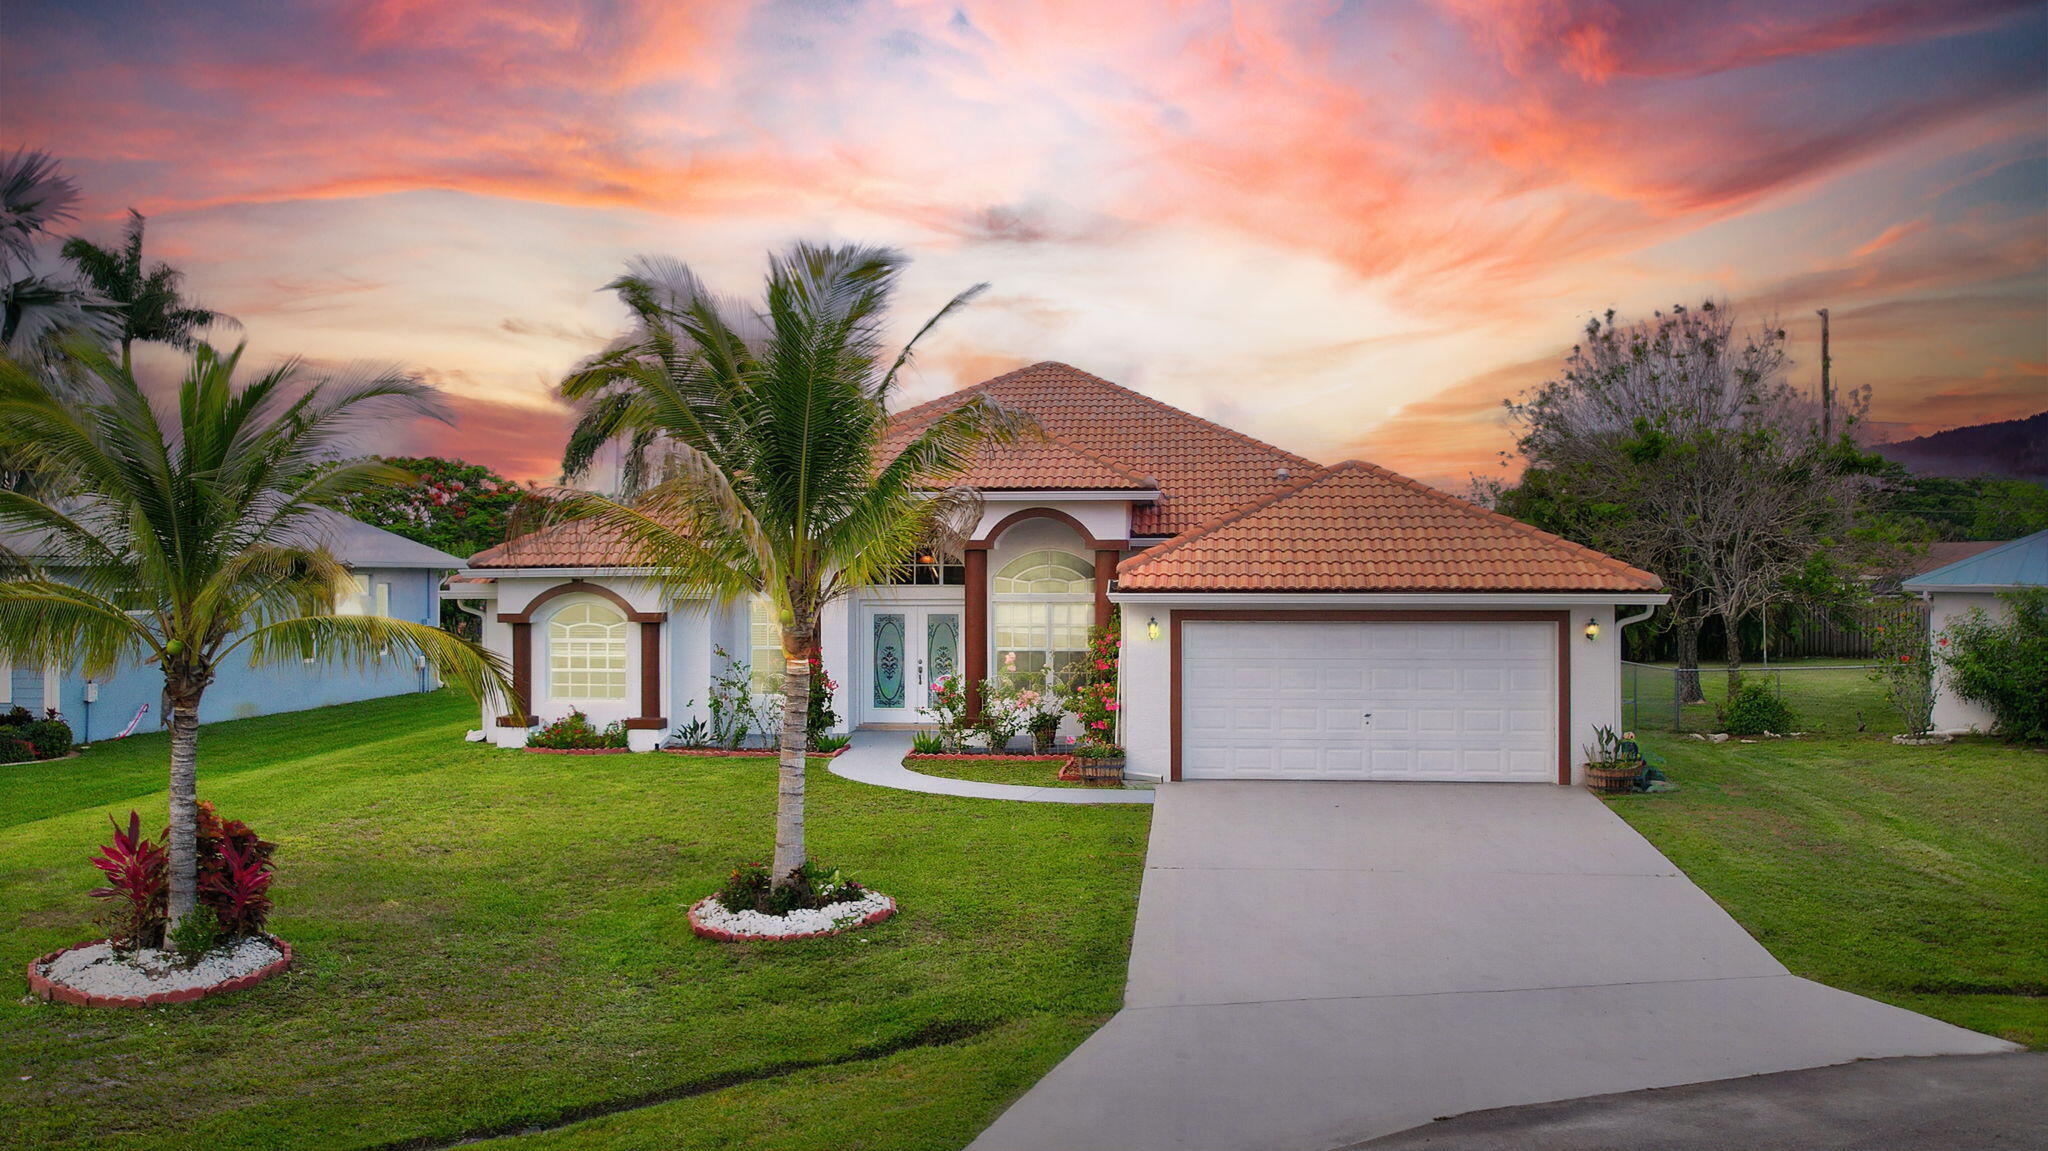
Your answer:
970;782;2017;1151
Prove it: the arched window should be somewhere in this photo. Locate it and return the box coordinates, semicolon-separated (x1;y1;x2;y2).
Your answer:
992;550;1095;681
548;601;626;700
994;550;1095;595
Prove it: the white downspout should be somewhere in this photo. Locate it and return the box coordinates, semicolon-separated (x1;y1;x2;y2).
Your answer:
1615;603;1658;732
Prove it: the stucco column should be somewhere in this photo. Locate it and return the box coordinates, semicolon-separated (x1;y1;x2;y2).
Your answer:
502;621;532;725
1094;549;1118;630
630;620;664;729
964;548;989;718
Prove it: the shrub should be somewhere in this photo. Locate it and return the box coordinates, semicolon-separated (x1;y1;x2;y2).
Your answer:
167;905;226;961
813;733;851;753
806;656;839;745
0;734;34;763
909;730;946;755
1941;588;2048;741
1869;614;1936;736
22;715;72;758
88;811;168;950
713;861;866;916
528;709;628;750
195;801;277;936
921;673;970;751
1720;680;1798;736
1068;614;1121;744
0;705;32;727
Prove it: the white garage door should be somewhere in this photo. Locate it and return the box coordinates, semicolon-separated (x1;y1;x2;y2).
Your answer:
1181;619;1558;781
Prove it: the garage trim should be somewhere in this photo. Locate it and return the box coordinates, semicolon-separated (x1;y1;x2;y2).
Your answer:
1168;609;1572;785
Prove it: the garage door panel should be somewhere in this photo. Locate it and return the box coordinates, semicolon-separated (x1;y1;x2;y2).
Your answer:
1182;620;1558;782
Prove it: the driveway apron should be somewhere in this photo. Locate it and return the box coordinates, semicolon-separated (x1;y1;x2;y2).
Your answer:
970;781;2017;1151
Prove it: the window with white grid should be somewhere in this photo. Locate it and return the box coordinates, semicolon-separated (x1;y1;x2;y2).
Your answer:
547;601;627;700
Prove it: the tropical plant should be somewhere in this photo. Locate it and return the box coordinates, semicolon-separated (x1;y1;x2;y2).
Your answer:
1939;588;2048;742
193;801;277;936
0;340;514;933
0;149;115;357
713;860;866;916
669;713;712;748
61;210;236;371
806;655;839;744
908;730;946;755
973;679;1027;753
707;646;769;749
812;733;851;753
546;244;1026;884
1869;613;1936;737
88;811;168;949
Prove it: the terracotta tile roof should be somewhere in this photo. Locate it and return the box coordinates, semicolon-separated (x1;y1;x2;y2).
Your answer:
1115;460;1663;593
951;430;1152;491
884;362;1317;536
468;519;646;569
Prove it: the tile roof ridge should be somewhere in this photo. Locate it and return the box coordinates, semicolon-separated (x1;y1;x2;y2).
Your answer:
1119;463;1349;575
1031;426;1152;487
1032;361;1324;471
1335;458;1662;587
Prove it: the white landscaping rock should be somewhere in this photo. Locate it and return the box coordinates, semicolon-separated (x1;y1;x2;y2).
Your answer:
42;936;282;999
692;890;894;938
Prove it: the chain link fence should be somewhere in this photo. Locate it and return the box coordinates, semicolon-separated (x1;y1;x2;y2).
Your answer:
1623;660;1900;736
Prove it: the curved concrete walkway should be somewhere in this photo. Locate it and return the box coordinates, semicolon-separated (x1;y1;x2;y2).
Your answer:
827;730;1154;805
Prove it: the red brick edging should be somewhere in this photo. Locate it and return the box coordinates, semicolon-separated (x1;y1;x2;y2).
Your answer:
662;746;850;759
686;895;897;942
523;746;633;755
26;934;293;1008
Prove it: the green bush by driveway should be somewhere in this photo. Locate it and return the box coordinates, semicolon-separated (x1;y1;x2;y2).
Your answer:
0;691;1150;1151
1609;734;2047;1048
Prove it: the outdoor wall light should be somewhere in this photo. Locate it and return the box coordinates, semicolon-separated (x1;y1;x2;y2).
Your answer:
1584;619;1600;642
1147;616;1161;641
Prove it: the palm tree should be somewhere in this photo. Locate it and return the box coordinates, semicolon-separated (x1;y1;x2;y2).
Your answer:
63;210;236;371
552;245;1026;884
0;340;516;931
0;149;115;357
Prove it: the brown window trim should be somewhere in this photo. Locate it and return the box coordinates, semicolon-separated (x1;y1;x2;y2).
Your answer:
1168;609;1571;785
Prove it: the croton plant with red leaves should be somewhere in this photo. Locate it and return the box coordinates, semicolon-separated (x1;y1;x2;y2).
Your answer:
84;803;278;950
87;811;168;949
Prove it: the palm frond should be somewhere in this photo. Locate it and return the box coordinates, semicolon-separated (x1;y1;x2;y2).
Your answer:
231;615;516;717
0;579;154;675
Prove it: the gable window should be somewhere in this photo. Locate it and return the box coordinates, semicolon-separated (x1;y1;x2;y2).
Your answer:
992;550;1095;681
548;601;627;700
748;596;784;694
882;553;965;585
336;573;390;617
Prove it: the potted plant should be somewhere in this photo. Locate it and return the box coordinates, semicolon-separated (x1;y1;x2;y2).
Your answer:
1071;738;1125;785
1582;725;1645;793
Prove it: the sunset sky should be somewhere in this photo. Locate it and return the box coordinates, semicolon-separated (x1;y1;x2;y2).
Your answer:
6;0;2045;489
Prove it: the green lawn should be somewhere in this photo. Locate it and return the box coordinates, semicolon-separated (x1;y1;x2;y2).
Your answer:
1624;657;1895;735
1610;733;2048;1047
906;756;1106;790
0;691;1151;1151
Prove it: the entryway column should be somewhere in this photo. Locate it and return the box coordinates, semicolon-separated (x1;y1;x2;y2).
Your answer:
501;621;532;725
1094;549;1118;630
964;549;988;717
629;620;664;730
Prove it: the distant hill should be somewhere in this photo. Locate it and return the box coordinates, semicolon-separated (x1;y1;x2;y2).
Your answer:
1877;411;2048;479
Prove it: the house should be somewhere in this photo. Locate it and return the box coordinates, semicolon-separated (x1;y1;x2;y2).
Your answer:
2;508;462;742
455;362;1669;784
1903;529;2046;735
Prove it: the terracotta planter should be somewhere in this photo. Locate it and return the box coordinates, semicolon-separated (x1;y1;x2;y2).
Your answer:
1585;761;1644;794
1073;756;1125;786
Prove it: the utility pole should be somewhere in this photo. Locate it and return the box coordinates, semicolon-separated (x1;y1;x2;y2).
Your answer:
1817;308;1833;441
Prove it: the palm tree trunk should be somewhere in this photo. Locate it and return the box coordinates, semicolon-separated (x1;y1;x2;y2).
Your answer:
165;682;202;930
771;642;811;886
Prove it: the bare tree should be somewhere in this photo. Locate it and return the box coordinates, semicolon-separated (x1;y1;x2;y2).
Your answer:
1504;301;1878;700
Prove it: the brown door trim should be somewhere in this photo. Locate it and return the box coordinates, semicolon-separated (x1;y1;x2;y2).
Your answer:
1169;609;1571;785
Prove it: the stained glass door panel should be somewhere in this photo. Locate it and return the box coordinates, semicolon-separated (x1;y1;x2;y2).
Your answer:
872;613;906;709
925;612;960;706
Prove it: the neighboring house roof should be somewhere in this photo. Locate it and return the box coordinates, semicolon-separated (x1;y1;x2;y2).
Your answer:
1899;540;2010;579
1115;460;1663;593
883;362;1317;537
0;505;461;570
468;518;640;569
1901;530;2048;593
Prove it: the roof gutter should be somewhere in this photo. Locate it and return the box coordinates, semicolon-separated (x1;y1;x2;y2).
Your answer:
1109;591;1670;607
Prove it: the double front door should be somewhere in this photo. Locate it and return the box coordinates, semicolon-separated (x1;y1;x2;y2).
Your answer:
867;607;961;724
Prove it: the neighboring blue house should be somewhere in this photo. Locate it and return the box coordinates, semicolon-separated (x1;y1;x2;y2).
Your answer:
2;509;462;744
1903;529;2047;736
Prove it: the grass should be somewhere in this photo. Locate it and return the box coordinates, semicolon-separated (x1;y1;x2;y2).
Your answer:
906;756;1099;790
1609;732;2048;1047
1625;656;1899;736
0;691;1151;1151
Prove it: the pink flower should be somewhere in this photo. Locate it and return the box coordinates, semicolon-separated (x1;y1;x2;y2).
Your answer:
1106;701;1119;711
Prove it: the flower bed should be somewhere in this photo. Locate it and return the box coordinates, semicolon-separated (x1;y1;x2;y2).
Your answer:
27;934;292;1007
903;753;1073;765
524;746;633;755
663;745;849;758
687;892;895;941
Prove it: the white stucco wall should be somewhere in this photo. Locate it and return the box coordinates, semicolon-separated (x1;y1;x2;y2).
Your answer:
971;497;1132;544
478;577;671;751
1112;600;1630;785
1926;591;2003;735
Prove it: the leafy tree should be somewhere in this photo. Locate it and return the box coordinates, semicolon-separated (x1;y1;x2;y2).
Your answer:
548;245;1026;885
1879;473;2048;542
1503;301;1888;699
0;149;115;357
339;455;527;559
1939;588;2048;742
0;341;514;932
61;210;236;371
